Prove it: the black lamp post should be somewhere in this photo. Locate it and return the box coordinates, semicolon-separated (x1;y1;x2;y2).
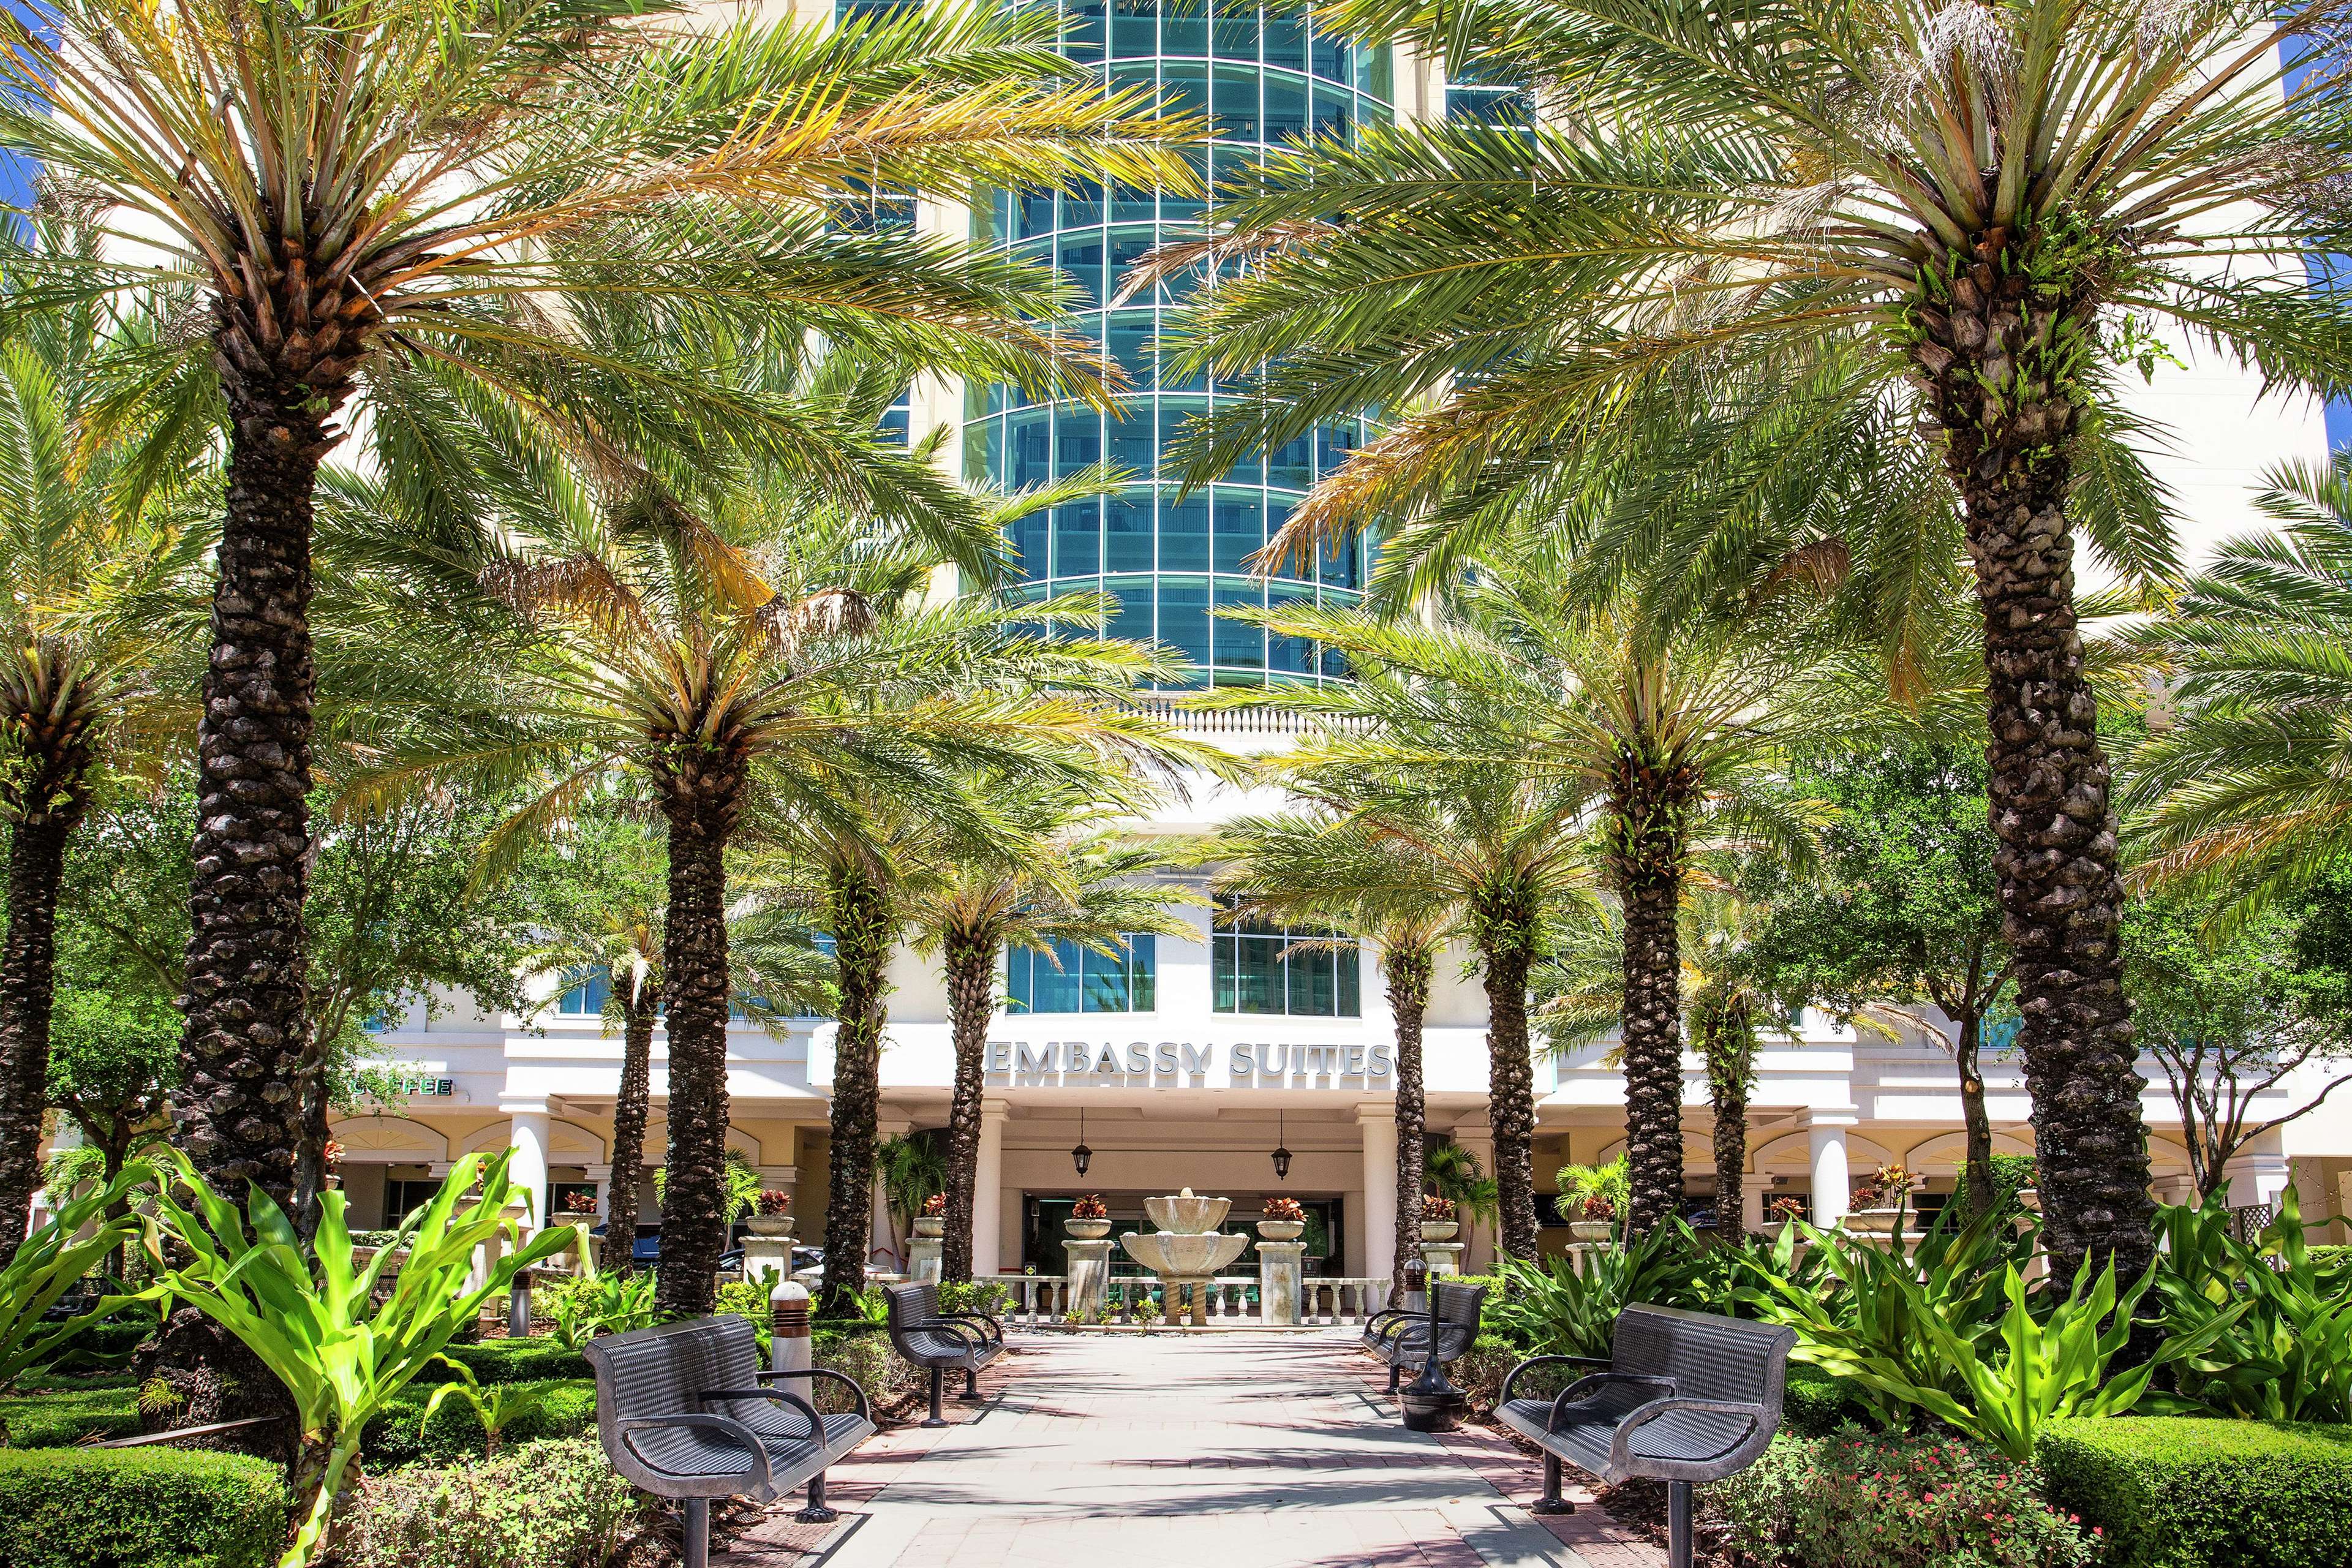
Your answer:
1071;1108;1091;1178
1271;1109;1292;1181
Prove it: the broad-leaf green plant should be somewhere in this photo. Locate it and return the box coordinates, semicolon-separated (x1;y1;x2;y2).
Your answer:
147;1148;573;1566
417;1356;561;1457
0;1165;152;1388
543;1270;662;1351
2149;1186;2352;1423
1485;1218;1706;1359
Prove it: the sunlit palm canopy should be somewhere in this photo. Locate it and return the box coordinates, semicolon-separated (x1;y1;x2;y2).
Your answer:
1141;0;2349;594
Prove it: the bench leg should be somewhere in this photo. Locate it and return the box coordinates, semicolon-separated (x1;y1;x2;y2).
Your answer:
1668;1480;1693;1568
924;1365;948;1428
1528;1452;1574;1515
682;1497;710;1568
796;1469;839;1525
1386;1361;1401;1395
957;1364;982;1403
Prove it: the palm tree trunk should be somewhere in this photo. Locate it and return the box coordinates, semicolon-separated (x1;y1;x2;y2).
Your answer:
1701;1015;1751;1243
1916;241;2155;1286
653;756;746;1320
603;998;657;1275
940;929;992;1284
1475;900;1540;1261
821;862;892;1316
1954;1009;1998;1220
1619;861;1686;1235
175;412;331;1213
1386;943;1432;1300
0;808;81;1259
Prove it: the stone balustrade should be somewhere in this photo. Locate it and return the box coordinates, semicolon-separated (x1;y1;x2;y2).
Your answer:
989;1275;1388;1327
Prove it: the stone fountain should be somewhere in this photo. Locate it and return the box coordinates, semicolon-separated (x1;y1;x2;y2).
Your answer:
1121;1188;1251;1326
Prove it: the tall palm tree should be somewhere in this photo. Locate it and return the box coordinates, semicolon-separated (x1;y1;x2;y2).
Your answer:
524;811;832;1272
0;221;209;1257
907;805;1192;1283
1679;888;1780;1243
1209;812;1451;1295
1224;559;1817;1236
0;0;1194;1207
1158;0;2352;1282
2124;455;2352;911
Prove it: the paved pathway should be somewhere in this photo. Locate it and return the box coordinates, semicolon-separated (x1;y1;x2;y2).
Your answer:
719;1330;1664;1568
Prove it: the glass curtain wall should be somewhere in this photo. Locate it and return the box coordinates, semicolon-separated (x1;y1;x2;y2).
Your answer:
962;1;1391;686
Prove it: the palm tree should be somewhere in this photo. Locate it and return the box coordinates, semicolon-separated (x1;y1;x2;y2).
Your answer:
2124;455;2352;910
0;0;1194;1208
1158;0;2351;1283
907;806;1191;1282
524;812;831;1272
1209;812;1450;1296
1223;559;1816;1237
1680;888;1780;1243
0;220;209;1258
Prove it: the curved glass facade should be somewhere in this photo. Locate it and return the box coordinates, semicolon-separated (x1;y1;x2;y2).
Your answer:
963;2;1389;686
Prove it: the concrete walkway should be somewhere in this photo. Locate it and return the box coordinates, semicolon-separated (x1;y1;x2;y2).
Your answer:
722;1330;1664;1568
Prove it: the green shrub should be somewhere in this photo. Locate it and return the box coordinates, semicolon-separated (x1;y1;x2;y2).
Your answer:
937;1279;1010;1319
413;1337;591;1386
338;1435;654;1568
0;1446;288;1568
363;1378;598;1466
812;1327;918;1408
1779;1363;1878;1436
2309;1244;2352;1273
1708;1429;2095;1568
0;1381;141;1446
1451;1333;1522;1412
2150;1190;2352;1423
2037;1417;2352;1568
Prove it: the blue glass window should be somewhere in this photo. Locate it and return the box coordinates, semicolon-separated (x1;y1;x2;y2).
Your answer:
1008;935;1158;1012
557;966;612;1016
1212;901;1359;1016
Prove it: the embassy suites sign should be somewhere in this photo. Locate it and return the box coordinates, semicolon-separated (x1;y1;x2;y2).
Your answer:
983;1037;1396;1089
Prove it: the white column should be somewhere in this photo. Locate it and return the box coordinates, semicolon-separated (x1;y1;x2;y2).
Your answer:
871;1114;910;1272
1809;1119;1853;1229
973;1098;1009;1278
505;1107;551;1234
1357;1104;1398;1283
1740;1184;1765;1234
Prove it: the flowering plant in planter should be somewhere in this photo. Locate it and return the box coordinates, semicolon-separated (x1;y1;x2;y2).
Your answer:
921;1192;947;1218
756;1189;791;1216
1263;1197;1306;1223
1851;1163;1920;1209
1576;1193;1617;1222
1071;1194;1108;1220
1420;1193;1458;1222
1766;1196;1807;1223
561;1190;598;1215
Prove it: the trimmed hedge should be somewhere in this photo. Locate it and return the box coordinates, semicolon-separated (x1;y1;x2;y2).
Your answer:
0;1382;142;1447
2038;1417;2352;1568
362;1377;599;1466
1781;1362;1880;1436
0;1446;287;1568
412;1336;590;1385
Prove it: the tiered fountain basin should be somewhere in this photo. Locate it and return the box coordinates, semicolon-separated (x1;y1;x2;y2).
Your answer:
1121;1189;1250;1325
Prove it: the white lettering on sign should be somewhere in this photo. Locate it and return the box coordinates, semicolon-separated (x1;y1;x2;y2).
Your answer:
982;1038;1395;1088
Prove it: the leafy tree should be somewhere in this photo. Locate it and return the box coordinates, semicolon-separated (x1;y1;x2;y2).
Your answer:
1158;0;2352;1284
0;0;1193;1209
1752;742;2011;1216
2122;884;2352;1201
907;804;1189;1282
1211;811;1452;1294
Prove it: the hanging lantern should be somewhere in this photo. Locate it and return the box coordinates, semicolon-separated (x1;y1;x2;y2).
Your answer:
1071;1108;1092;1178
1271;1109;1292;1182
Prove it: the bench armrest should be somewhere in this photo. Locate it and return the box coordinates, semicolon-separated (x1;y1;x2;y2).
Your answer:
908;1317;986;1351
1550;1373;1675;1433
1498;1355;1609;1409
615;1414;775;1496
700;1385;825;1440
761;1365;874;1422
940;1310;1005;1344
1610;1396;1767;1474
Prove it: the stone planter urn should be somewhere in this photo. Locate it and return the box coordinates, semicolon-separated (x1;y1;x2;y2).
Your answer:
913;1216;946;1238
744;1214;794;1238
2016;1188;2041;1212
1569;1219;1615;1243
1066;1218;1112;1241
1843;1208;1905;1235
1418;1219;1459;1243
1257;1219;1305;1242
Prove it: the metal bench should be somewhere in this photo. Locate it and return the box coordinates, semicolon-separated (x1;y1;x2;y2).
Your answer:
1362;1279;1487;1393
1497;1303;1793;1568
884;1281;1006;1427
585;1314;875;1568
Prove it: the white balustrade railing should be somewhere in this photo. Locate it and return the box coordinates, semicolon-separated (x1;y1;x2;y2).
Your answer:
987;1275;1389;1327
